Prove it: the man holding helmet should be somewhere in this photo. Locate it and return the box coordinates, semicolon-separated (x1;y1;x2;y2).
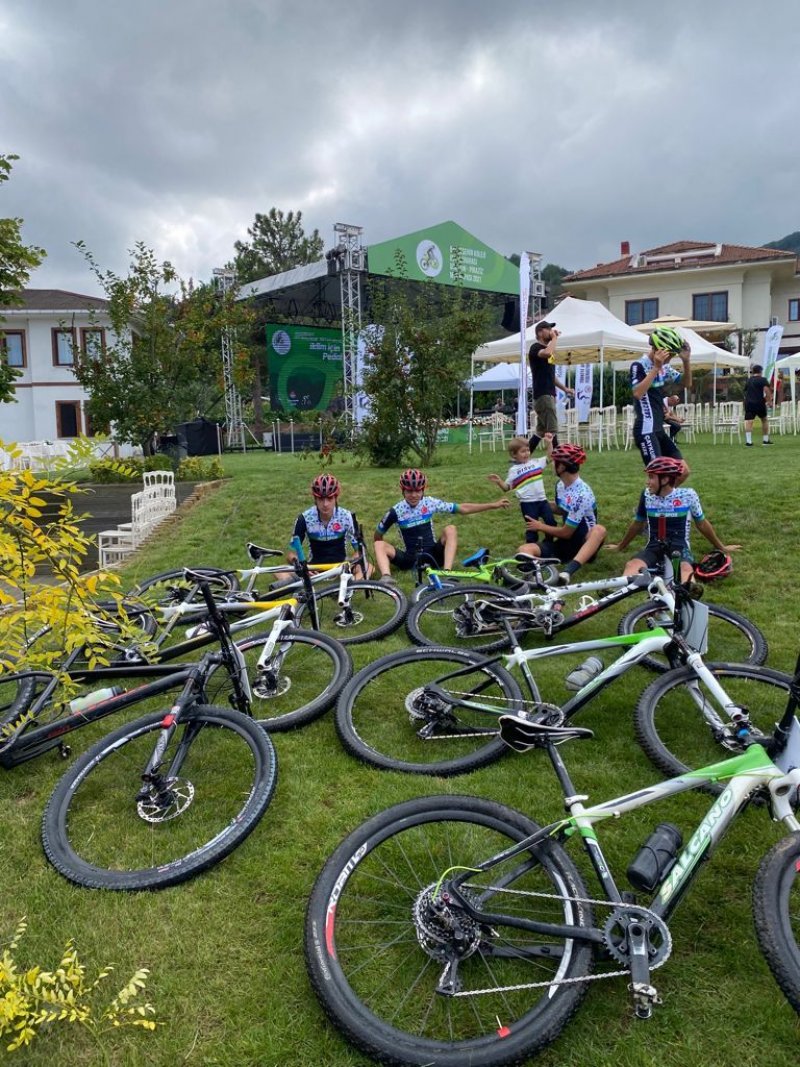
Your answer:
630;326;692;475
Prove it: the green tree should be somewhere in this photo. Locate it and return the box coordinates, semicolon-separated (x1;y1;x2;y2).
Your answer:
0;155;46;404
357;252;492;466
233;208;324;285
72;242;254;455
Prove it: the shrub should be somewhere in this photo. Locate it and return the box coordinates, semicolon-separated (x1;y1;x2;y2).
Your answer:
176;456;225;481
0;918;156;1054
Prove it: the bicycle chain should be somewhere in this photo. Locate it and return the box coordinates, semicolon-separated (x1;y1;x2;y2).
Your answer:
447;885;667;997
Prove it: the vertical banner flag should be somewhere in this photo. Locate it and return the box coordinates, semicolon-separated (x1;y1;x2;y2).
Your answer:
354;325;382;425
574;364;593;422
762;323;784;405
516;253;530;435
556;368;569;426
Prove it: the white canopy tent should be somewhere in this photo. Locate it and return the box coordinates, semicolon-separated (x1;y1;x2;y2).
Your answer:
469;297;650;450
774;352;800;432
467;361;519;391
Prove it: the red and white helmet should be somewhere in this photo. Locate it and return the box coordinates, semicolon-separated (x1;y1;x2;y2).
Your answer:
645;457;686;482
694;551;733;581
399;469;427;491
550;444;586;470
311;473;341;499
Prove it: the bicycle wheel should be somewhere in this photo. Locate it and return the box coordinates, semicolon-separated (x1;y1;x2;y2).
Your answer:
42;705;277;891
305;794;593;1067
634;663;794;786
406;583;530;652
335;647;525;775
0;670;39;727
753;832;800;1016
294;580;407;645
497;559;560;588
130;567;241;631
205;627;352;731
617;600;768;673
409;579;461;606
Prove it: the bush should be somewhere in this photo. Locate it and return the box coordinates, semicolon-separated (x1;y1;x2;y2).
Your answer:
176;456;225;481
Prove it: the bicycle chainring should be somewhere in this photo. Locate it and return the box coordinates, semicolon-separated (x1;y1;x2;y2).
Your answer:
602;905;672;970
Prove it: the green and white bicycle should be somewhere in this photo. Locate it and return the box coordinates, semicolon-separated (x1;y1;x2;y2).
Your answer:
306;656;800;1067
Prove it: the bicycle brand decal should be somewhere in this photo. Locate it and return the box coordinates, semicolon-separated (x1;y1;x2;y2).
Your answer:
326;842;368;956
658;787;734;904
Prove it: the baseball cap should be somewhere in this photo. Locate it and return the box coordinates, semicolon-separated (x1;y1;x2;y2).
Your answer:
535;320;556;332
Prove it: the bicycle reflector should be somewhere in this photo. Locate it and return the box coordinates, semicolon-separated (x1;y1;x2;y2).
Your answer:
694;551;733;582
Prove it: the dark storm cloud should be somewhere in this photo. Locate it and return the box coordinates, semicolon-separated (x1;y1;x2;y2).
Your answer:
2;0;798;294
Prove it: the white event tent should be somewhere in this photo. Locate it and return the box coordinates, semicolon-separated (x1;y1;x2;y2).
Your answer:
469;296;650;448
467;361;519;392
774;352;800;432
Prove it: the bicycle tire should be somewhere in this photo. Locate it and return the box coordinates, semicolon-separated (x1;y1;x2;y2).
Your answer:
294;580;407;645
335;646;525;775
634;662;794;787
405;583;529;652
0;671;39;726
41;704;277;891
305;794;593;1067
617;600;768;673
130;567;241;629
753;832;800;1016
409;579;461;606
205;627;352;731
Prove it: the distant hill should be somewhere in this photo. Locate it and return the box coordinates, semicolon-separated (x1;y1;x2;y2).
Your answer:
763;231;800;254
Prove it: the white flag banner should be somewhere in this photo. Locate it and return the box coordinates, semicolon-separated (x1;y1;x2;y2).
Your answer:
556;371;569;427
516;253;530;436
763;323;784;389
354;325;382;425
574;363;593;422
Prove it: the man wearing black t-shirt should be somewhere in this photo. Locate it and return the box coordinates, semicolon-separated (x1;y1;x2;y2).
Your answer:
744;364;773;446
528;320;573;451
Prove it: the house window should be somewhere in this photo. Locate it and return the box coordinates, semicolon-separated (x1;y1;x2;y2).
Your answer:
52;328;77;366
692;292;729;321
55;401;81;438
625;298;659;326
80;327;106;358
789;299;800;322
0;330;26;368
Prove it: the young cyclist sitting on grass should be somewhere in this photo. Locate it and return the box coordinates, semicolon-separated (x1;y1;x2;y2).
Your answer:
515;443;607;585
283;473;371;578
373;468;509;584
606;457;740;581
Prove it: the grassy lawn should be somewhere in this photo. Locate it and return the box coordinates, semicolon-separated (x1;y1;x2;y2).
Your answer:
2;434;799;1065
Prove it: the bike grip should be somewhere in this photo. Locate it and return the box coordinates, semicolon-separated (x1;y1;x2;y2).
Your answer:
290;535;306;563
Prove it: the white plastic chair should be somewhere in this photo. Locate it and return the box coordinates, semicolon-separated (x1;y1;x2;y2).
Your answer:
478;411;509;453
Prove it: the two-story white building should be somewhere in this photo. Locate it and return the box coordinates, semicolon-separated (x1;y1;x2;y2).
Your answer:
563;240;800;357
0;289;113;442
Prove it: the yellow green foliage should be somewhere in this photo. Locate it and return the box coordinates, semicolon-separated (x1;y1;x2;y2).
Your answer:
0;918;156;1053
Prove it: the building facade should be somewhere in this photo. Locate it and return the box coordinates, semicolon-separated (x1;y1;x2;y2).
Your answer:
0;289;114;442
563;241;800;357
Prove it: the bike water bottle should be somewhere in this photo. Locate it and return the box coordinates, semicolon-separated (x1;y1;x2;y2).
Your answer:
564;656;604;691
627;822;683;893
68;686;123;714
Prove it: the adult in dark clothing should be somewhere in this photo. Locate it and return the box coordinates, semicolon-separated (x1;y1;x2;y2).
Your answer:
744;364;773;446
527;320;573;451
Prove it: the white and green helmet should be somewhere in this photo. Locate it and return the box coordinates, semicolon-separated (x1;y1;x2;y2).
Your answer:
649;326;685;353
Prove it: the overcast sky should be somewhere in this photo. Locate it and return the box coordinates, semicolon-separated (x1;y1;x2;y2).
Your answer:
2;0;799;295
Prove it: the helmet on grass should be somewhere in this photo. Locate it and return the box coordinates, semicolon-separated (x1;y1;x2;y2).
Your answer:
645;457;686;482
694;551;733;582
649;326;685;354
311;473;340;499
550;444;586;471
400;469;427;491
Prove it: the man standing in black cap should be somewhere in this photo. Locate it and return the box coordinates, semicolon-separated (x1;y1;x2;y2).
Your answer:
528;320;573;451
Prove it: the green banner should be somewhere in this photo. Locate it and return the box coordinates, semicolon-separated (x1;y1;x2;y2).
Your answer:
367;220;519;295
266;324;343;413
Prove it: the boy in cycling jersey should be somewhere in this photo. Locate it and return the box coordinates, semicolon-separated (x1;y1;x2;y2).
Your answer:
285;473;370;577
488;434;555;544
606;457;740;581
373;468;509;584
514;443;607;584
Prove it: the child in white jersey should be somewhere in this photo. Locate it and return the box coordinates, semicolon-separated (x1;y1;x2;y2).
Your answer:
488;436;555;544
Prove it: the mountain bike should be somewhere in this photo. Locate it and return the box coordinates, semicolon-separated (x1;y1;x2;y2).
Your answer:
131;524;407;646
335;575;791;776
1;572;278;891
410;547;559;604
405;551;767;670
305;658;800;1067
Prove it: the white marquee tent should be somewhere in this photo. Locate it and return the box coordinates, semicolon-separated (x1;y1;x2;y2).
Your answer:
774;352;800;431
467;361;519;391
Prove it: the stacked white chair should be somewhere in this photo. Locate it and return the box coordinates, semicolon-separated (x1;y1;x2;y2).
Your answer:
98;472;177;569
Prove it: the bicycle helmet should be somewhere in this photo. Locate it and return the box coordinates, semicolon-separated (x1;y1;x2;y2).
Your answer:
649;326;685;354
694;550;733;582
645;457;686;481
311;473;341;499
550;444;586;470
399;468;427;491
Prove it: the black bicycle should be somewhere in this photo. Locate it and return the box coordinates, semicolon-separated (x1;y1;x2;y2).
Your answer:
1;572;278;891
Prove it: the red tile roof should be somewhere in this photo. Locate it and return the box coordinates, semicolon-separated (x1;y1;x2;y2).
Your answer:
565;241;798;282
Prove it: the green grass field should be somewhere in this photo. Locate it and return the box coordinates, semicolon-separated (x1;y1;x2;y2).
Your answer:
2;435;799;1066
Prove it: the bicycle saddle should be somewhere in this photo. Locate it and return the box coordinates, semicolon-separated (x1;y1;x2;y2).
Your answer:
461;548;490;567
498;714;594;752
247;542;285;562
183;567;237;586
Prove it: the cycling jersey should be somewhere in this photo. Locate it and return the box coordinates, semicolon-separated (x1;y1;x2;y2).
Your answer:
630;356;682;436
376;497;459;552
555;478;597;531
292;505;356;563
506;458;547;502
634;487;704;559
